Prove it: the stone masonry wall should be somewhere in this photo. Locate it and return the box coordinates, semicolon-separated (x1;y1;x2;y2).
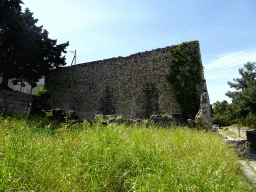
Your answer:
0;89;52;118
45;40;210;125
0;89;34;116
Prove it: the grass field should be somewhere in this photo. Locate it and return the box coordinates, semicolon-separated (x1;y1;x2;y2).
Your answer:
1;113;256;191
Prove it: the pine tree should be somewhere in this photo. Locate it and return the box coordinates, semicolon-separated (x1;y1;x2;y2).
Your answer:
225;62;256;118
0;1;69;92
0;0;24;87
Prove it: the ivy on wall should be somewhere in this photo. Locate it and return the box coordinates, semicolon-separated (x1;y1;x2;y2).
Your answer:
165;40;204;121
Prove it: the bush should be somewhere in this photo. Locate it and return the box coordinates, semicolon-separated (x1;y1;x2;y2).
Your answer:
32;87;49;96
29;109;48;119
0;111;16;119
46;108;68;122
68;110;79;120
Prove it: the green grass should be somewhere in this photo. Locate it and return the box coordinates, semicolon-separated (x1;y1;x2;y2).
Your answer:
1;113;256;191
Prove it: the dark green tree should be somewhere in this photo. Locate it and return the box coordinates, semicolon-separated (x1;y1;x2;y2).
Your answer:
212;100;233;127
211;62;256;127
226;61;256;91
0;0;25;86
0;1;69;92
212;100;229;115
225;62;256;121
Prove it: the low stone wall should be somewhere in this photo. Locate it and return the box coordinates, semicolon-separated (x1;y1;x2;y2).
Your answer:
0;89;34;116
227;127;255;139
224;127;256;147
0;89;51;117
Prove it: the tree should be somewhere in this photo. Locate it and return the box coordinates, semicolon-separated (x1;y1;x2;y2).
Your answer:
0;0;24;43
225;61;256;119
238;79;256;114
227;61;256;91
212;100;229;115
212;100;233;127
0;0;24;86
211;62;256;127
0;1;69;92
9;8;69;92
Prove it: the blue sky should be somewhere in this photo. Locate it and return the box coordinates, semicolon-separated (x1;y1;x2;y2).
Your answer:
20;0;256;106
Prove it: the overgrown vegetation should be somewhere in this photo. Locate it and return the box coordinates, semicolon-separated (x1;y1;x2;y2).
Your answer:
32;87;49;96
0;112;256;191
165;40;204;123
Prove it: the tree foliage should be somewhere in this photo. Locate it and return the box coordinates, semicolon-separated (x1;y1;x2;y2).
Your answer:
0;1;69;92
0;0;24;78
212;100;229;115
212;62;256;128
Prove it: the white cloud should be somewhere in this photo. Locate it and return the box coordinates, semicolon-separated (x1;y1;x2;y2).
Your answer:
204;51;256;71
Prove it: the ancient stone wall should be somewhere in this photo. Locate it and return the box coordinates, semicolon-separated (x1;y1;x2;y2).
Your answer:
44;40;211;128
0;89;33;116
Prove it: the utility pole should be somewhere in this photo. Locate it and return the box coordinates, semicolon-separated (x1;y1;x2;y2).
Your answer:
67;50;76;66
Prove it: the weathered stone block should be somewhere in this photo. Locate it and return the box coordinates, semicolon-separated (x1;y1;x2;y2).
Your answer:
195;92;212;131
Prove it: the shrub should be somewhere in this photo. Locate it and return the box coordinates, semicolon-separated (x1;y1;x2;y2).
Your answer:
0;111;16;119
68;110;79;120
32;87;49;96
